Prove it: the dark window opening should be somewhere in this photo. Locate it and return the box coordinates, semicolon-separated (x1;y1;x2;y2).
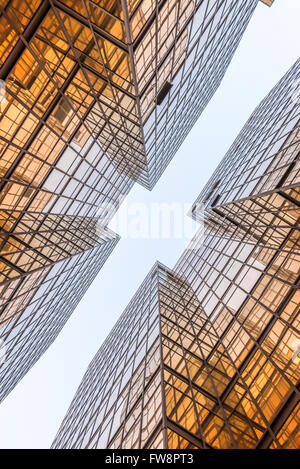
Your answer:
156;81;172;105
211;194;221;207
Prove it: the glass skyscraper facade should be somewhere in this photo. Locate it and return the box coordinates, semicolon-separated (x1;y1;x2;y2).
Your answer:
0;228;118;402
0;0;266;402
0;0;264;191
52;59;300;449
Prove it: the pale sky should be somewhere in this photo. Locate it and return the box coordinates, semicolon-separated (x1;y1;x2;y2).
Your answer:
0;0;299;449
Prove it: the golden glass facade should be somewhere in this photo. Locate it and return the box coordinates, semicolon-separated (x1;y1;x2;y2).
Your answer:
0;0;265;403
0;0;137;402
52;60;299;449
0;233;118;402
1;0;262;191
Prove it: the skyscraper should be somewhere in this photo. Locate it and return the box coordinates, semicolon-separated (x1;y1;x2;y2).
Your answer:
0;221;118;403
52;59;300;449
0;0;269;402
0;0;267;191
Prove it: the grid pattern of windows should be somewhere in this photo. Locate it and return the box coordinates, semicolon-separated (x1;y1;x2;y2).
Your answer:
0;0;139;402
52;61;300;449
0;0;264;402
0;228;118;403
191;59;300;212
141;0;259;188
174;191;299;448
1;0;261;192
52;263;165;449
0;212;117;282
53;230;299;449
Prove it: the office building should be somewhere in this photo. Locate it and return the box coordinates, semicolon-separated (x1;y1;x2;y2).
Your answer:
52;59;300;449
0;0;269;400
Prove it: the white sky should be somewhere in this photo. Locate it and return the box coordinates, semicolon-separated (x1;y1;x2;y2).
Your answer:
0;0;299;449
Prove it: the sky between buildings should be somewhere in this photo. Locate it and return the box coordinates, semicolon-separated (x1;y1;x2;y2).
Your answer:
0;0;299;449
